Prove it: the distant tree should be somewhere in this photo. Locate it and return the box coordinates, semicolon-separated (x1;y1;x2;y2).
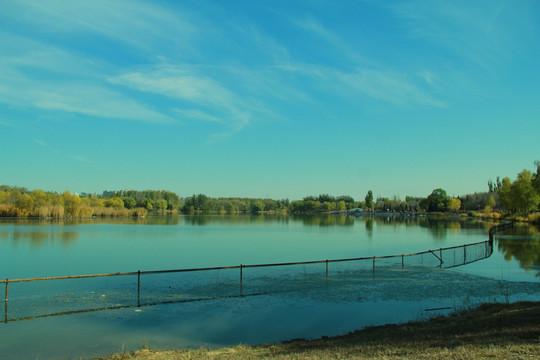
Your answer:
0;190;9;204
142;198;154;210
365;190;374;210
14;192;33;214
85;196;105;208
337;195;354;203
426;188;449;212
321;202;336;211
318;194;335;203
262;198;278;212
375;197;392;212
154;199;167;211
105;197;124;209
512;169;539;213
62;191;82;215
304;200;320;212
31;190;49;209
121;197;136;209
533;161;540;195
251;201;265;214
288;200;305;213
419;198;429;211
487;195;496;209
405;196;422;211
459;192;493;211
498;177;514;211
488;176;503;193
183;194;210;212
225;202;239;214
447;197;461;213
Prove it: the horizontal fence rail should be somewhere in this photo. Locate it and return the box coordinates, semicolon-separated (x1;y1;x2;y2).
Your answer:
0;237;497;324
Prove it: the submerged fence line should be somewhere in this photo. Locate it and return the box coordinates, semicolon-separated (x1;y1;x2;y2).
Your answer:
0;235;499;324
0;240;493;284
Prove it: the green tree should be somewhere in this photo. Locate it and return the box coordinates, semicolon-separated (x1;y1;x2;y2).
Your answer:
121;197;136;209
447;197;461;213
142;198;154;210
318;194;335;203
251;201;265;214
31;190;49;209
154;199;167;211
15;192;33;214
512;169;539;213
304;200;320;212
532;160;540;195
84;196;104;207
419;198;429;211
0;190;9;204
62;191;82;215
487;195;496;208
337;195;355;208
426;188;449;212
365;190;374;210
105;197;124;209
498;177;514;211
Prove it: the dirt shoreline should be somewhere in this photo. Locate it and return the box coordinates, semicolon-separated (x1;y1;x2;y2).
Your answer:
99;301;540;359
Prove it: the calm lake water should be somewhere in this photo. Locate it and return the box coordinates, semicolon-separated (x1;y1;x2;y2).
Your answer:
1;215;539;359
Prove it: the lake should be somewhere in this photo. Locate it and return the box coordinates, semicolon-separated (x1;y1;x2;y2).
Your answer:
1;215;539;359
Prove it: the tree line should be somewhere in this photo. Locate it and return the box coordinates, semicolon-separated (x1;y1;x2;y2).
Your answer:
487;161;540;213
1;161;539;218
182;194;290;214
0;187;153;218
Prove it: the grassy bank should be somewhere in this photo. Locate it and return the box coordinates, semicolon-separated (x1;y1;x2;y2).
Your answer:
460;211;540;226
100;301;540;360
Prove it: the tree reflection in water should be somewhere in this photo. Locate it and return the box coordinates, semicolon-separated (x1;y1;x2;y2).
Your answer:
496;223;540;277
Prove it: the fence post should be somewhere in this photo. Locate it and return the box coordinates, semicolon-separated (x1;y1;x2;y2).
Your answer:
4;279;8;323
137;271;141;307
372;257;376;273
401;255;404;269
326;260;328;278
240;265;243;297
463;245;467;264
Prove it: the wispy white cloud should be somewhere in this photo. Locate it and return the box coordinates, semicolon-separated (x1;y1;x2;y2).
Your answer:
31;84;175;124
110;65;253;133
173;109;224;124
0;31;175;124
388;0;535;72
2;0;196;55
111;69;232;107
0;64;174;124
231;23;292;64
335;68;445;108
66;154;91;164
34;139;48;147
1;0;454;140
289;14;445;109
275;62;444;109
294;16;369;66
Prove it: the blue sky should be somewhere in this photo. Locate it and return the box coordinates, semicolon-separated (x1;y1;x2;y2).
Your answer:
1;0;539;200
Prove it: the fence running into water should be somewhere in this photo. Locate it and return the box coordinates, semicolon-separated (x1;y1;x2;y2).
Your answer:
1;229;505;324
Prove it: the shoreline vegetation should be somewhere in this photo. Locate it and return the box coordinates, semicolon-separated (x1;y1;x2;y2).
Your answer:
1;161;538;223
100;301;540;360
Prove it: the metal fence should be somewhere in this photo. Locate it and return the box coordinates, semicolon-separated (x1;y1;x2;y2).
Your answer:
0;237;495;323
